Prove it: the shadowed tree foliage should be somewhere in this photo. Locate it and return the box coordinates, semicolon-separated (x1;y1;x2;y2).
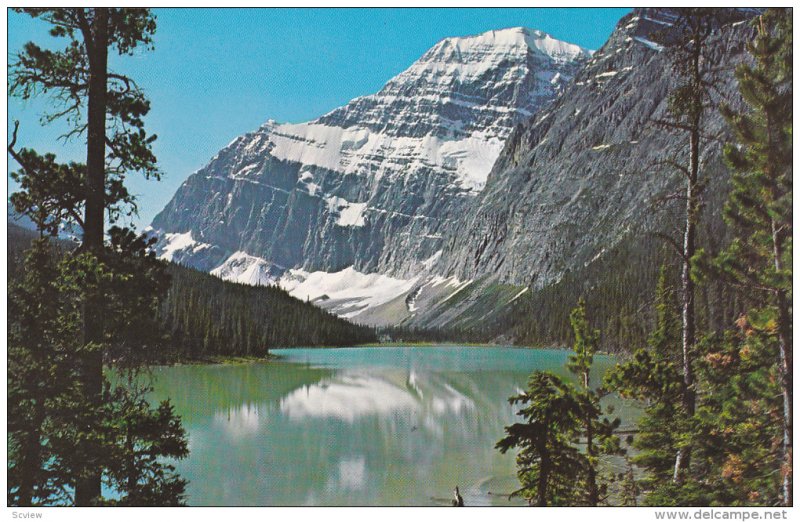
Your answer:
604;267;686;502
8;8;189;506
7;223;379;361
498;299;620;506
695;8;792;505
567;298;621;506
496;371;585;506
8;239;79;505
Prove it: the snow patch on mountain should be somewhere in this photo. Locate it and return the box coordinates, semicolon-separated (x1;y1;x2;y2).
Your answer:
279;267;418;319
159;231;211;262
251;121;508;192
210;251;281;286
325;196;368;227
420;27;591;78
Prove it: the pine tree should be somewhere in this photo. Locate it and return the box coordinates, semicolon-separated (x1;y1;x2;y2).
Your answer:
695;8;793;505
102;382;188;506
567;298;621;505
7;239;79;505
649;8;723;482
604;267;684;498
689;322;783;505
496;371;585;506
8;8;188;506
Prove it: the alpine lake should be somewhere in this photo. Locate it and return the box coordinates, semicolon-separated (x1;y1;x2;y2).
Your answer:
144;346;640;506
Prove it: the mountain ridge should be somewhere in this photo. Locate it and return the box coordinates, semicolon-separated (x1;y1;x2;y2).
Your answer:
150;25;591;321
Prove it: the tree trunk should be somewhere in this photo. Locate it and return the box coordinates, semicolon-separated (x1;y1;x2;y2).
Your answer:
672;30;704;483
764;100;793;506
586;413;598;506
16;406;44;506
582;370;598;506
75;8;108;507
537;449;549;507
673;178;696;483
772;221;792;506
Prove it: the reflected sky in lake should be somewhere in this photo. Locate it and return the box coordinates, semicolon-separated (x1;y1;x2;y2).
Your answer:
147;346;636;506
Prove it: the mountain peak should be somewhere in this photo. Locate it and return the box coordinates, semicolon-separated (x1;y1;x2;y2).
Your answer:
426;26;592;63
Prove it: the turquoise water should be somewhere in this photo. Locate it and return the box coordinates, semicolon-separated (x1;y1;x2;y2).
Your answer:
146;346;636;506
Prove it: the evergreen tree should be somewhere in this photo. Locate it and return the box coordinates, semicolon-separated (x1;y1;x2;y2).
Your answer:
496;371;585;506
567;298;621;505
102;382;188;506
605;267;685;499
8;8;189;506
690;323;783;505
7;239;79;505
650;8;724;482
696;8;793;505
498;301;624;507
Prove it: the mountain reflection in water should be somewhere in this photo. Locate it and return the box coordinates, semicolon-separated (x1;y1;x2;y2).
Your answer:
146;346;636;506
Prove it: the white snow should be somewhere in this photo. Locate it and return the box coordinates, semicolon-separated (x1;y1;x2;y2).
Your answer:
297;170;322;196
278;266;418;318
420;27;591;78
304;182;321;197
508;287;529;304
594;70;619;80
633;37;665;52
202;249;426;321
421;250;443;270
211;27;589;193
337;202;368;227
260;121;506;192
642;15;674;27
158;231;211;262
210;251;278;286
585;248;607;267
325;196;368;227
441;279;472;303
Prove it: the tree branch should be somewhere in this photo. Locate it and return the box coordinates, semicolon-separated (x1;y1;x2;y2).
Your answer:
649;158;692;179
8;120;87;230
650;231;687;262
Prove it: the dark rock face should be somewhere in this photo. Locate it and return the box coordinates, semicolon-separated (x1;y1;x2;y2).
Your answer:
151;28;590;278
432;9;755;290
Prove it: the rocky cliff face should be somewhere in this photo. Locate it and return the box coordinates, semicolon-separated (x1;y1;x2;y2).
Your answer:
151;27;590;282
432;9;755;290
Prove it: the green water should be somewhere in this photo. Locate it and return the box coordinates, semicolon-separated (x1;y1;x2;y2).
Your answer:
146;346;637;506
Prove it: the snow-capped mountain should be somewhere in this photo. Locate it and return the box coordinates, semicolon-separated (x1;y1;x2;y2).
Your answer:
151;27;591;320
152;10;756;329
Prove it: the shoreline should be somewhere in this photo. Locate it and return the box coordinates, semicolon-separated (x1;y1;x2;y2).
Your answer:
155;343;618;367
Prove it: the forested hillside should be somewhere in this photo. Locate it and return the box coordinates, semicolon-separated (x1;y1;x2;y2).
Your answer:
8;224;377;359
162;264;376;357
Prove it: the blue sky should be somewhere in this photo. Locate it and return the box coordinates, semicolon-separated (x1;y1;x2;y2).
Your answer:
7;8;631;227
